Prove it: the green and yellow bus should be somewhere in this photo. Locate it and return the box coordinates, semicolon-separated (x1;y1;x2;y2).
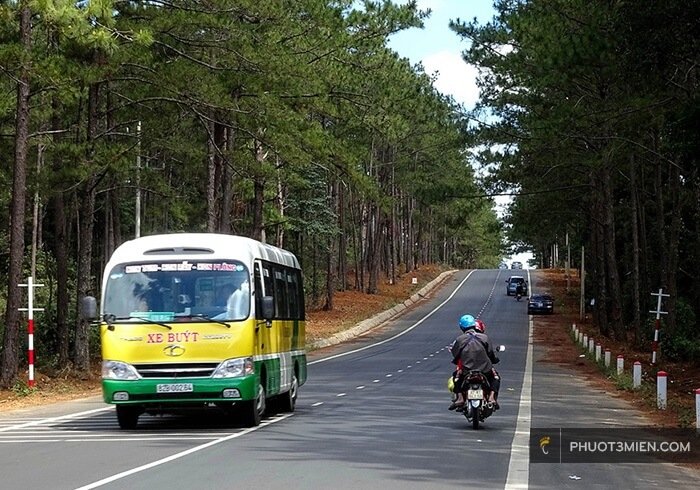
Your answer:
82;233;307;429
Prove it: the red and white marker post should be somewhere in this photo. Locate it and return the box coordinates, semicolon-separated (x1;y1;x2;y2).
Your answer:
649;288;669;365
19;276;44;388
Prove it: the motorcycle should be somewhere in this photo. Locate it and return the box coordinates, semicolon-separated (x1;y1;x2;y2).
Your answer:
448;345;505;430
515;289;523;301
462;371;495;429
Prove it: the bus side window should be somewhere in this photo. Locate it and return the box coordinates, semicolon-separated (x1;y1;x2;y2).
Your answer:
254;264;263;317
287;270;304;320
274;267;289;319
255;262;278;318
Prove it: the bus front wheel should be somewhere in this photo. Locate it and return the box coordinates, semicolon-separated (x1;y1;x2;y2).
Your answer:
116;405;140;430
277;373;298;413
241;382;266;427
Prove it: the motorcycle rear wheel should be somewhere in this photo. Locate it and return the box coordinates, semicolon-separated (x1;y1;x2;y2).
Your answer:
470;406;479;429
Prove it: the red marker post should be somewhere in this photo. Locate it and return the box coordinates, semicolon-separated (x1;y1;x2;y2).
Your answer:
19;276;44;388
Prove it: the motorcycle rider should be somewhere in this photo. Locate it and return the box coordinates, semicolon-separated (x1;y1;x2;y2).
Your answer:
515;281;525;299
448;314;501;411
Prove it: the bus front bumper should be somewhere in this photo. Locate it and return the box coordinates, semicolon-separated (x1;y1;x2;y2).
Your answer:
102;376;257;405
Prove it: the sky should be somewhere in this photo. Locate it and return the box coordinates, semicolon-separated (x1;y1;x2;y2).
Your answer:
388;1;535;268
388;0;495;110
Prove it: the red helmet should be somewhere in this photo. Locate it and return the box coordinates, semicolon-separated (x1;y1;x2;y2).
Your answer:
475;319;486;333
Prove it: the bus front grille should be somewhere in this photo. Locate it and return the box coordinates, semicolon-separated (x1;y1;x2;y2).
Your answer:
134;363;219;378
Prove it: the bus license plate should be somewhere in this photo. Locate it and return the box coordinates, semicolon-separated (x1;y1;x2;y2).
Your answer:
157;383;194;393
467;389;483;400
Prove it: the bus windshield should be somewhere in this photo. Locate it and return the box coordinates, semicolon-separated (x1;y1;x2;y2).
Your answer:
103;260;250;322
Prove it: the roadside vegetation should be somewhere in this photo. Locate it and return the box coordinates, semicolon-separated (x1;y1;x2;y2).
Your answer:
456;1;700;357
0;2;504;388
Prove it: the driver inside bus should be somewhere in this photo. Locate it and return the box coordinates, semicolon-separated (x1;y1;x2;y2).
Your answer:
214;280;250;320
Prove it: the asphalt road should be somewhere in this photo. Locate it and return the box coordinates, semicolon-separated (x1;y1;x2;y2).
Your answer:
0;269;697;489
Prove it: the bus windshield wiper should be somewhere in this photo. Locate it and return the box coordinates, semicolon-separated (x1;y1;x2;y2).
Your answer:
191;314;231;328
105;314;172;330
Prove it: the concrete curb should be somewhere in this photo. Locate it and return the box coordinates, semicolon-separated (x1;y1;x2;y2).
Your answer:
307;269;458;351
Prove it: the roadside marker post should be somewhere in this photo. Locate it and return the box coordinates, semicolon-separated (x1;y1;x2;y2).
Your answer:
19;276;44;388
657;371;667;410
633;361;642;389
696;389;700;432
604;349;611;368
649;288;669;364
617;355;624;376
588;338;595;354
595;343;601;362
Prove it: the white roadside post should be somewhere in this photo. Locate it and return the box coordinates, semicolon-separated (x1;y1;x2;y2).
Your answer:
588;338;595;354
633;361;642;389
583;334;588;348
595;343;602;363
657;371;667;410
617;355;624;376
696;389;700;432
18;276;44;388
604;349;611;368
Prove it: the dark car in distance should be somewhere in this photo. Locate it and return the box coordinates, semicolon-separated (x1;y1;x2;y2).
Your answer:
506;276;528;296
511;261;523;269
528;294;554;314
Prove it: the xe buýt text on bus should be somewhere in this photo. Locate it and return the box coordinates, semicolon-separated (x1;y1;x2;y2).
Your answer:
81;233;307;429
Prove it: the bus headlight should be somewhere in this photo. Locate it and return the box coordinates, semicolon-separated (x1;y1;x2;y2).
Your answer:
212;357;254;378
102;360;141;380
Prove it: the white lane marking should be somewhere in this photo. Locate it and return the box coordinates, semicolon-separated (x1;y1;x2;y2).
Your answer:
505;316;534;490
336;393;346;397
407;365;412;369
372;380;380;383
309;271;476;365
0;406;113;433
312;402;324;407
385;374;393;378
356;386;365;390
397;370;403;373
74;414;293;490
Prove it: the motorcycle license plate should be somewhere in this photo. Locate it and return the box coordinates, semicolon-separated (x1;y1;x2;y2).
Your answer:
467;389;483;400
156;383;194;393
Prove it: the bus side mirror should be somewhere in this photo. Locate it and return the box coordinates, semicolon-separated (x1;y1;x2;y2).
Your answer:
80;296;98;321
261;296;274;324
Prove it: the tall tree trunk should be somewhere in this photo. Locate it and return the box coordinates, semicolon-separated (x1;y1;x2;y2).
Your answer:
601;166;624;339
206;120;218;232
337;181;347;291
591;172;609;336
74;82;100;374
275;155;285;247
629;156;642;343
216;123;231;233
324;180;337;310
251;136;267;241
0;3;31;387
665;164;681;334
